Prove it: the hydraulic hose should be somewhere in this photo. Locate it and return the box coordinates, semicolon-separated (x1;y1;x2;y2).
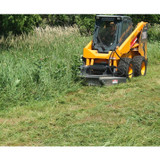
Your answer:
114;49;134;77
108;49;134;77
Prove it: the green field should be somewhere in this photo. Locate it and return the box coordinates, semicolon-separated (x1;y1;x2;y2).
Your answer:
0;26;160;146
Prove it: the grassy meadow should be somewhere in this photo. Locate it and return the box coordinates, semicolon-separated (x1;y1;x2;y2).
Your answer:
0;26;160;146
0;26;90;108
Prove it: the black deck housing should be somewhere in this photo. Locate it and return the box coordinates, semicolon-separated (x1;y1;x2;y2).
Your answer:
82;75;127;86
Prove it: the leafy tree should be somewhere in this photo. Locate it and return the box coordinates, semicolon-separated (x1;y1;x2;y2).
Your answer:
74;15;95;35
0;14;160;37
129;15;160;25
40;14;95;35
0;15;42;36
40;14;76;26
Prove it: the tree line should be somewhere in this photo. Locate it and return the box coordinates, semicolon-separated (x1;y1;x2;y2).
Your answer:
0;14;159;36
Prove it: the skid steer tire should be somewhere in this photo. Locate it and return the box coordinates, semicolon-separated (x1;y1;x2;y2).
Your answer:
117;58;134;79
132;56;147;77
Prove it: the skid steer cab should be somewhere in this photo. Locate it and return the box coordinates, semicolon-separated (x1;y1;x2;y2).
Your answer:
80;15;148;86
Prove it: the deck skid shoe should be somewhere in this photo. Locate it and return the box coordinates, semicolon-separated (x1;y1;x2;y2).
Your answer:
81;75;126;86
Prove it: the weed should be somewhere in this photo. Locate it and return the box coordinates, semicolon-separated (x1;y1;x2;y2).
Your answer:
0;26;90;108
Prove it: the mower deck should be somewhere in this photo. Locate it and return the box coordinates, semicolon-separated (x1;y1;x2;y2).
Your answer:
82;75;127;86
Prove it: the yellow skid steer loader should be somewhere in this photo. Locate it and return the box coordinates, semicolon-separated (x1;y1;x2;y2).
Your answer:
80;15;148;85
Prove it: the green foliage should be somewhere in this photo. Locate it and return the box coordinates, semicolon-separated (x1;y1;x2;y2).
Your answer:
147;42;160;64
74;15;95;35
0;26;90;108
41;14;95;35
41;15;75;26
148;24;160;41
0;15;42;36
1;14;160;37
129;15;160;25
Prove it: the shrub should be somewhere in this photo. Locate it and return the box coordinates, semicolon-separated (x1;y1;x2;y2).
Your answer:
41;15;76;26
75;15;95;35
0;15;42;36
147;24;160;41
40;14;95;35
129;15;160;25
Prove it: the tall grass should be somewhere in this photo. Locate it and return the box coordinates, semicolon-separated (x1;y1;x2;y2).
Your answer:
0;25;159;109
0;26;91;108
147;42;160;64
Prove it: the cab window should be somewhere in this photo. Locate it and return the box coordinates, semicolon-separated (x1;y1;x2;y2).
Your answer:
119;20;133;45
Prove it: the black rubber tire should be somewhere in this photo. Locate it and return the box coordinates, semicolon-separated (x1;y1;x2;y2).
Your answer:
117;58;134;78
132;56;147;77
